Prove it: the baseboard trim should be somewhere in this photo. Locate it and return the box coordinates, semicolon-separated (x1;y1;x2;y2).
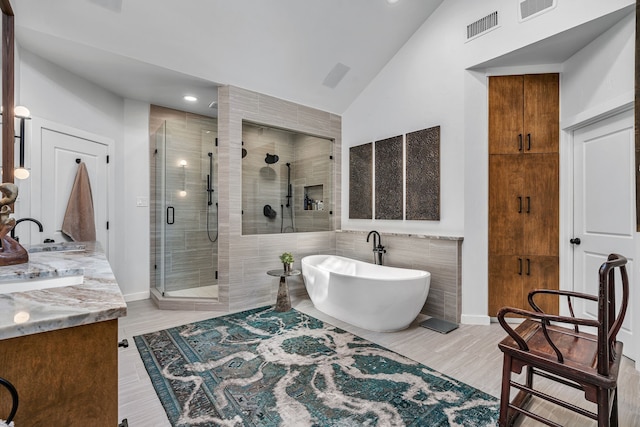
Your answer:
460;314;491;325
124;291;150;302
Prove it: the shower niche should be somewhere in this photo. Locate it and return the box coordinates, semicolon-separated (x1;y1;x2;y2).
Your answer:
242;121;334;235
304;185;324;211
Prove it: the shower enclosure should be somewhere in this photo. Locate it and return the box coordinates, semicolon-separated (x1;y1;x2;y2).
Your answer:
241;121;334;235
152;116;218;299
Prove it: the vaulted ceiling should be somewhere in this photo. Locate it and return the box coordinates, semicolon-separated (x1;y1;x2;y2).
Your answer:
12;0;444;116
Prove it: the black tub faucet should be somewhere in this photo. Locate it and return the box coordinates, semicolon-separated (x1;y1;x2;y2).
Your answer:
11;217;44;242
366;230;386;265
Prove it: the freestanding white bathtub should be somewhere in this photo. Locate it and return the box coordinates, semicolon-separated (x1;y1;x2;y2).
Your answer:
301;255;431;332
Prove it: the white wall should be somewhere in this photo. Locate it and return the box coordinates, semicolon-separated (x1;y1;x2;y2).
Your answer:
342;0;635;322
17;49;148;298
562;13;635;125
122;99;151;300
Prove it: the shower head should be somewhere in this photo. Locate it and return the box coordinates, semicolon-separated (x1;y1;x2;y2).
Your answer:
265;153;279;164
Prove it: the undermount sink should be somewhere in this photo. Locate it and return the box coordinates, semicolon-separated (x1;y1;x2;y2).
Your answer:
0;273;84;294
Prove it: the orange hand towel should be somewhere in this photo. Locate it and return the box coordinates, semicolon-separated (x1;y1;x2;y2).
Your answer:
61;162;96;242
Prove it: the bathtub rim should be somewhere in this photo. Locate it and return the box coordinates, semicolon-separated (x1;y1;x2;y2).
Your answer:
301;254;430;281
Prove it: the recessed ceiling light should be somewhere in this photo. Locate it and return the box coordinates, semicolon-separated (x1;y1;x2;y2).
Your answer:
387;0;400;4
184;95;198;102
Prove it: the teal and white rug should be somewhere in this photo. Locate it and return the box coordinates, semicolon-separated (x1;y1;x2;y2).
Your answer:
134;307;498;426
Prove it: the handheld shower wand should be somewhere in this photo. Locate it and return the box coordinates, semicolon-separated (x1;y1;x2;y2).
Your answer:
286;163;292;208
206;152;218;243
207;152;214;206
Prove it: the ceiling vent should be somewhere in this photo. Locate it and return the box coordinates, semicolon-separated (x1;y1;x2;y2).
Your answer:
466;11;499;42
322;63;351;89
519;0;557;22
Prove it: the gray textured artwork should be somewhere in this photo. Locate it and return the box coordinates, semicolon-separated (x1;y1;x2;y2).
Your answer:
406;126;440;220
349;143;372;219
375;135;403;220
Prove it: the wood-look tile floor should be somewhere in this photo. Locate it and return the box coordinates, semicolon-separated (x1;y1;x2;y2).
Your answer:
118;297;640;426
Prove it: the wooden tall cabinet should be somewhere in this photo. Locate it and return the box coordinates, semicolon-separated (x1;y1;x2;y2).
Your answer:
488;74;560;316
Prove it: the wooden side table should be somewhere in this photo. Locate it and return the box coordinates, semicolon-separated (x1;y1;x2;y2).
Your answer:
267;269;300;312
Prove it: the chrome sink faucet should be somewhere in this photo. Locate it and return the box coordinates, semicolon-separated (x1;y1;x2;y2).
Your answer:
366;230;386;265
11;217;44;242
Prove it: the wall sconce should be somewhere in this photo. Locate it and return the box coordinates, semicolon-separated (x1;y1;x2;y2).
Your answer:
0;105;31;180
179;160;187;197
14;106;31;180
0;105;31;179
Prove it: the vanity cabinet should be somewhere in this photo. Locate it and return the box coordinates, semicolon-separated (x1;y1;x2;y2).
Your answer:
488;73;559;317
0;319;118;425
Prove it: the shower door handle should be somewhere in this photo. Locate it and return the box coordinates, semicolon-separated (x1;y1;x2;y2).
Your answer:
167;206;175;225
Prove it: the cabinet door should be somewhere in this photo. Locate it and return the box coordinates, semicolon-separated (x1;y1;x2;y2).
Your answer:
489;155;524;255
522;256;559;315
519;154;560;256
523;74;559;153
488;255;523;317
522;154;559;256
489;75;523;154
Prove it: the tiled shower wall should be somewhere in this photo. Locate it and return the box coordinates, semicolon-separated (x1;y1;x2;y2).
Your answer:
292;134;333;232
149;106;219;294
217;86;342;312
241;125;333;235
335;231;463;323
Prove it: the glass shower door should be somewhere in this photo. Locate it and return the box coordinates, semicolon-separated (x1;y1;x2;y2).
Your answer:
152;117;219;300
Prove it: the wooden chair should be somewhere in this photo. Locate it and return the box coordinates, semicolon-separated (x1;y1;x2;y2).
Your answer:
497;253;629;426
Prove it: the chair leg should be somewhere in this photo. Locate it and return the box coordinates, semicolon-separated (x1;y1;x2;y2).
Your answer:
597;387;610;427
499;353;513;427
610;387;619;427
525;365;533;388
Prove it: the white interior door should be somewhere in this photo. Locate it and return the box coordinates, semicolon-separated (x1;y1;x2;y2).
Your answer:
572;108;636;360
40;128;109;253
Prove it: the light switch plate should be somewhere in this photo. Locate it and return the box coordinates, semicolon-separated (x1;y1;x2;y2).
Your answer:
136;196;149;207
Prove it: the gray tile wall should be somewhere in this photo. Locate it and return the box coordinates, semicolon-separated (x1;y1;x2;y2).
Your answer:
218;86;342;312
335;231;462;323
241;124;333;234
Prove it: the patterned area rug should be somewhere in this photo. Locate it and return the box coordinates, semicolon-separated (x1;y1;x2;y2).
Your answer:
134;307;498;426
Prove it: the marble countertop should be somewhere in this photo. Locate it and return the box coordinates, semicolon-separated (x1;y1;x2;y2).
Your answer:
0;241;127;340
336;229;464;241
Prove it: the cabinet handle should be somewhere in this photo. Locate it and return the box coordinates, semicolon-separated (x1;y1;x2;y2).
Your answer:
167;206;175;225
518;134;523;151
526;133;531;151
526;258;531;276
526;196;530;213
518;258;522;275
517;196;522;213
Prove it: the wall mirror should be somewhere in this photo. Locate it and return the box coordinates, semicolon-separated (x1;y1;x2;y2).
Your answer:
242;121;334;235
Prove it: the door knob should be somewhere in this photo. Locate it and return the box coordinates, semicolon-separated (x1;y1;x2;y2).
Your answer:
570;238;581;245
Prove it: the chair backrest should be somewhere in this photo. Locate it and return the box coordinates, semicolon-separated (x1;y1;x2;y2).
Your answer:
598;253;629;376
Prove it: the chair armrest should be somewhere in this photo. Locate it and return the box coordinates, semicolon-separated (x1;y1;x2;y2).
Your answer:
528;289;598;313
497;306;600;354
